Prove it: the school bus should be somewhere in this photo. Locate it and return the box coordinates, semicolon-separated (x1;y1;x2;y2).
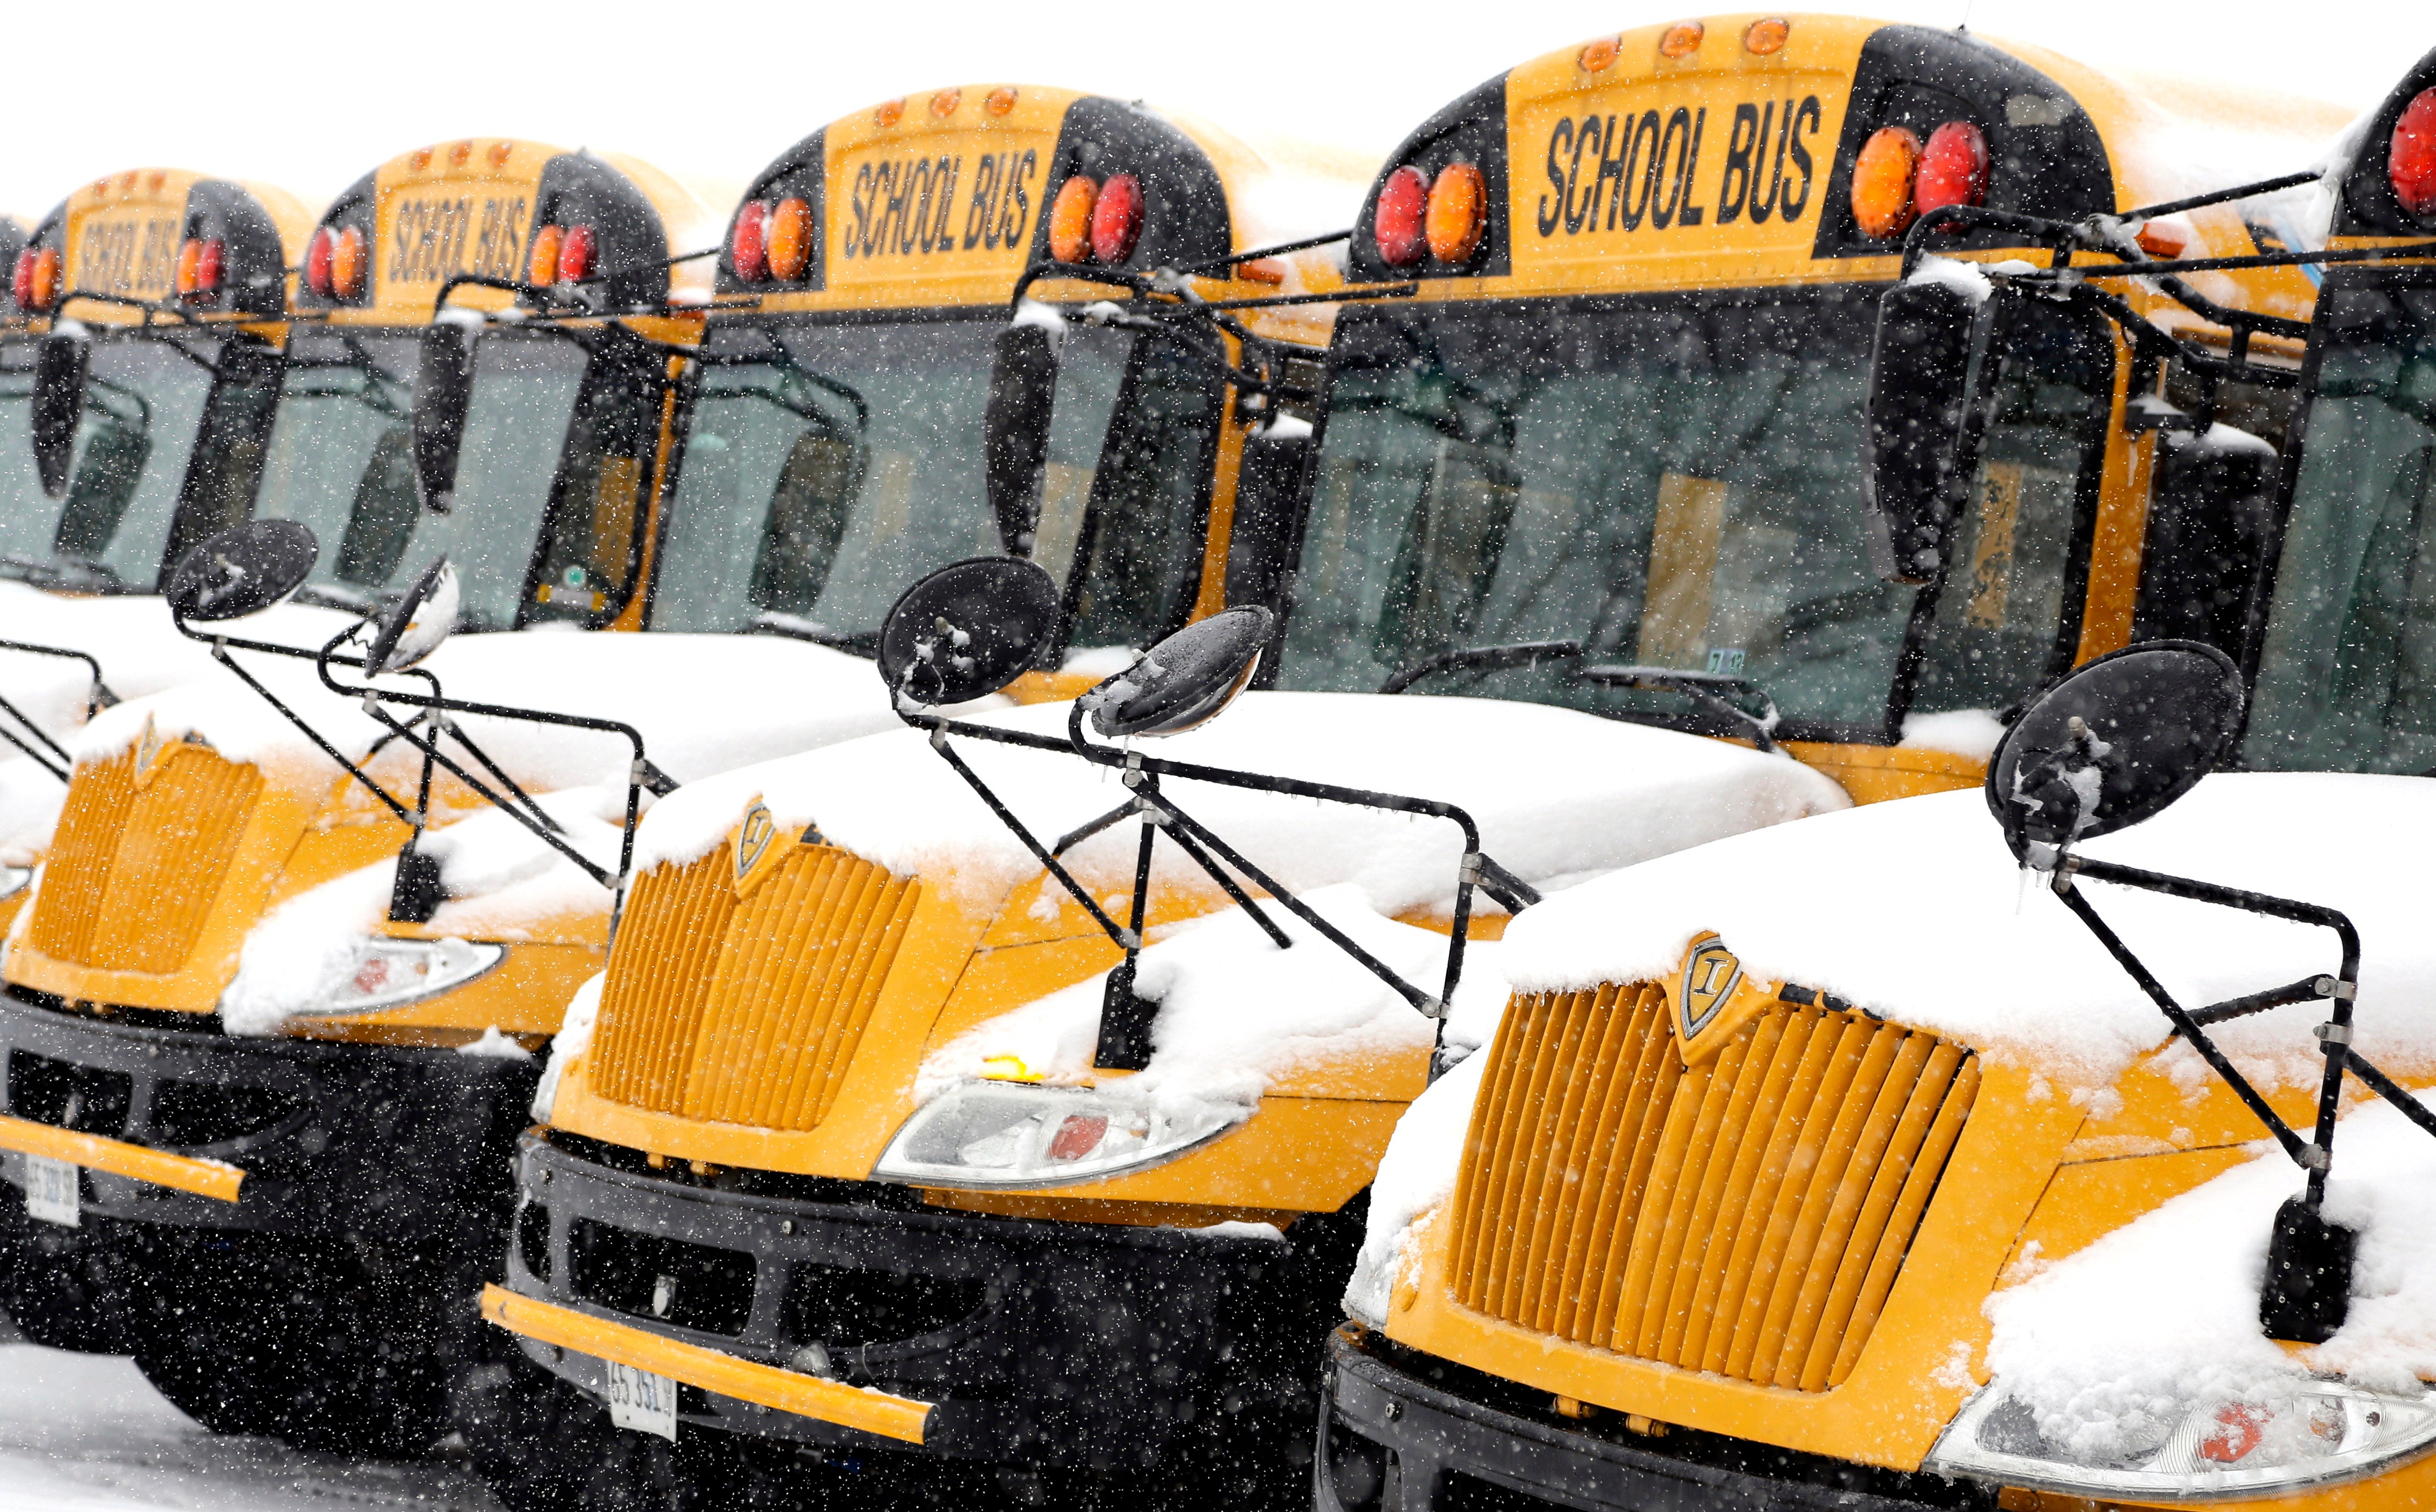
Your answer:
0;138;729;1449
475;18;2338;1509
1315;27;2436;1512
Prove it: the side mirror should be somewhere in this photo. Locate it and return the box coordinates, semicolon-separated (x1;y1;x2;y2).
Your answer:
1081;605;1275;738
2130;424;2280;658
31;329;90;500
1984;640;2246;859
877;557;1062;707
1863;275;1996;585
166;521;320;623
411;320;479;514
984;320;1060;555
364;557;460;672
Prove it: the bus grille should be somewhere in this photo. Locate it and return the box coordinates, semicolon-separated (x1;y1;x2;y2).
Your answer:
589;844;918;1130
1449;983;1978;1393
29;746;262;974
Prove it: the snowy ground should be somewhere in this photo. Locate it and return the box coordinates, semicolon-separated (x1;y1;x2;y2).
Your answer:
0;1321;502;1512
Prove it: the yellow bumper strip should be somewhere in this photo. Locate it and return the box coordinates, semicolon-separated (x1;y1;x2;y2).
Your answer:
480;1285;933;1445
0;1114;242;1204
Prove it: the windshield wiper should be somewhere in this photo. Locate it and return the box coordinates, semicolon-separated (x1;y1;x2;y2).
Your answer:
291;582;381;614
1378;639;1583;695
1578;663;1783;753
5;555;134;596
747;611;878;657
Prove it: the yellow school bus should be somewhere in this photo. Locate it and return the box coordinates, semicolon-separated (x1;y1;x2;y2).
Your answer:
1315;27;2436;1512
0;138;722;1450
477;17;2338;1509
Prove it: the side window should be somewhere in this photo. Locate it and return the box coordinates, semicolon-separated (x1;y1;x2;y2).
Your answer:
1907;297;2112;716
1059;333;1224;650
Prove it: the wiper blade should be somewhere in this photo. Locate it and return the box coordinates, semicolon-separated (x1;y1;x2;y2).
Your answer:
747;611;878;657
11;556;132;595
1378;639;1582;695
1577;663;1783;753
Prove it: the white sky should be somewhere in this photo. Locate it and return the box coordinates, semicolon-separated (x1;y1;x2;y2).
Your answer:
6;1;2430;224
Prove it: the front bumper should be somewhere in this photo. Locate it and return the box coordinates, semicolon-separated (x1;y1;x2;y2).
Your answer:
500;1132;1298;1473
0;988;538;1254
1319;1330;1996;1512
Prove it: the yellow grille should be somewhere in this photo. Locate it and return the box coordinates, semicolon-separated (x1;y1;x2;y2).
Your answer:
29;746;262;974
1450;984;1977;1392
588;844;918;1131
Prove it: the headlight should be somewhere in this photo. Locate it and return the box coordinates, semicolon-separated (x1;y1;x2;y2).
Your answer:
275;936;505;1018
1928;1380;2436;1499
871;1081;1244;1188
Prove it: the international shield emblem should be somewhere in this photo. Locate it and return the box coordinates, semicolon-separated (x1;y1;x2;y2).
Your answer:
733;801;776;882
1672;932;1779;1064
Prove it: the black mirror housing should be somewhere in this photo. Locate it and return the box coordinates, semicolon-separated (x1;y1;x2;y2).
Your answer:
1863;276;1995;585
877;557;1064;707
1082;605;1275;739
412;321;478;514
985;321;1060;556
165;521;321;624
31;329;89;500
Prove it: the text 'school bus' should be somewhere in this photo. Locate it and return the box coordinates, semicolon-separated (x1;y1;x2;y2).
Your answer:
0;138;766;1454
1317;32;2436;1512
474;16;2337;1510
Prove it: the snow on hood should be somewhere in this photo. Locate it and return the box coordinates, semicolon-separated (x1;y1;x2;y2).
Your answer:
919;884;1513;1117
1984;1091;2436;1459
633;693;1852;921
1497;774;2436;1092
1346;1039;1489;1328
70;631;902;796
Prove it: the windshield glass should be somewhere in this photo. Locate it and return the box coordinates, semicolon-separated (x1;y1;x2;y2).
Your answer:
652;315;1216;648
2243;278;2436;774
253;329;423;611
1276;292;2109;740
0;333;246;592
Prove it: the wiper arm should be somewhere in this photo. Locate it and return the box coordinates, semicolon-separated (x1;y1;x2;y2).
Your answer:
747;611;877;657
1378;639;1583;695
1577;664;1782;753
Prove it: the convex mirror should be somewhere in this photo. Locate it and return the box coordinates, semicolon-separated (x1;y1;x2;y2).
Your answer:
1082;605;1274;739
1864;272;1997;585
877;557;1061;707
1985;640;2246;858
166;521;320;623
364;557;459;672
984;318;1060;555
31;328;90;500
411;319;479;514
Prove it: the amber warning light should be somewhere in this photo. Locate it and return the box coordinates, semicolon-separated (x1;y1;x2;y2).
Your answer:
1851;119;1989;241
728;197;812;283
304;226;368;299
1375;161;1489;269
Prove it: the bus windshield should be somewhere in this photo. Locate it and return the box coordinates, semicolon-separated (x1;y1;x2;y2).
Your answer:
252;329;422;612
1275;291;2111;742
651;315;1219;651
0;333;250;594
425;330;593;633
2243;278;2436;774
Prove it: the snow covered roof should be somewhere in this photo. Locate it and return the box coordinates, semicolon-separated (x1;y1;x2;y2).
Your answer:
631;692;1854;920
1497;774;2436;1089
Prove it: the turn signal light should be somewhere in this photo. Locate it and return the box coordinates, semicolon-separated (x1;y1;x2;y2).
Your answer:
1426;162;1487;265
1914;120;1990;219
2393;87;2436;218
1091;173;1143;263
305;226;335;297
730;201;770;281
768;197;811;280
175;238;224;300
557;225;596;284
1851;125;1923;240
1374;165;1430;267
331;227;366;299
528;224;564;286
1049;174;1097;263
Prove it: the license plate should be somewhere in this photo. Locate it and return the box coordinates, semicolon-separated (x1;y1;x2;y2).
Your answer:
24;1154;79;1227
604;1359;677;1440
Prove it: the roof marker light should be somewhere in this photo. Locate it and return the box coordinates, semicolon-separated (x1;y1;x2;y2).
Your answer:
730;201;770;282
448;140;474;167
1049;175;1098;263
1426;162;1487;265
1914;120;1991;220
1659;20;1704;58
1745;17;1790;54
1851;125;1923;240
874;99;905;128
931;89;961;117
305;227;335;297
1578;36;1619;73
557;225;596;284
489;141;514;168
1090;173;1143;263
986;86;1019;116
528;225;564;286
410;147;433;172
1374;166;1430;268
768;197;812;281
331;226;367;300
2392;87;2436;218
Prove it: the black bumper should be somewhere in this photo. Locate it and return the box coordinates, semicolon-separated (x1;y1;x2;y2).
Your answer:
0;988;537;1256
1318;1331;1996;1512
505;1133;1303;1474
